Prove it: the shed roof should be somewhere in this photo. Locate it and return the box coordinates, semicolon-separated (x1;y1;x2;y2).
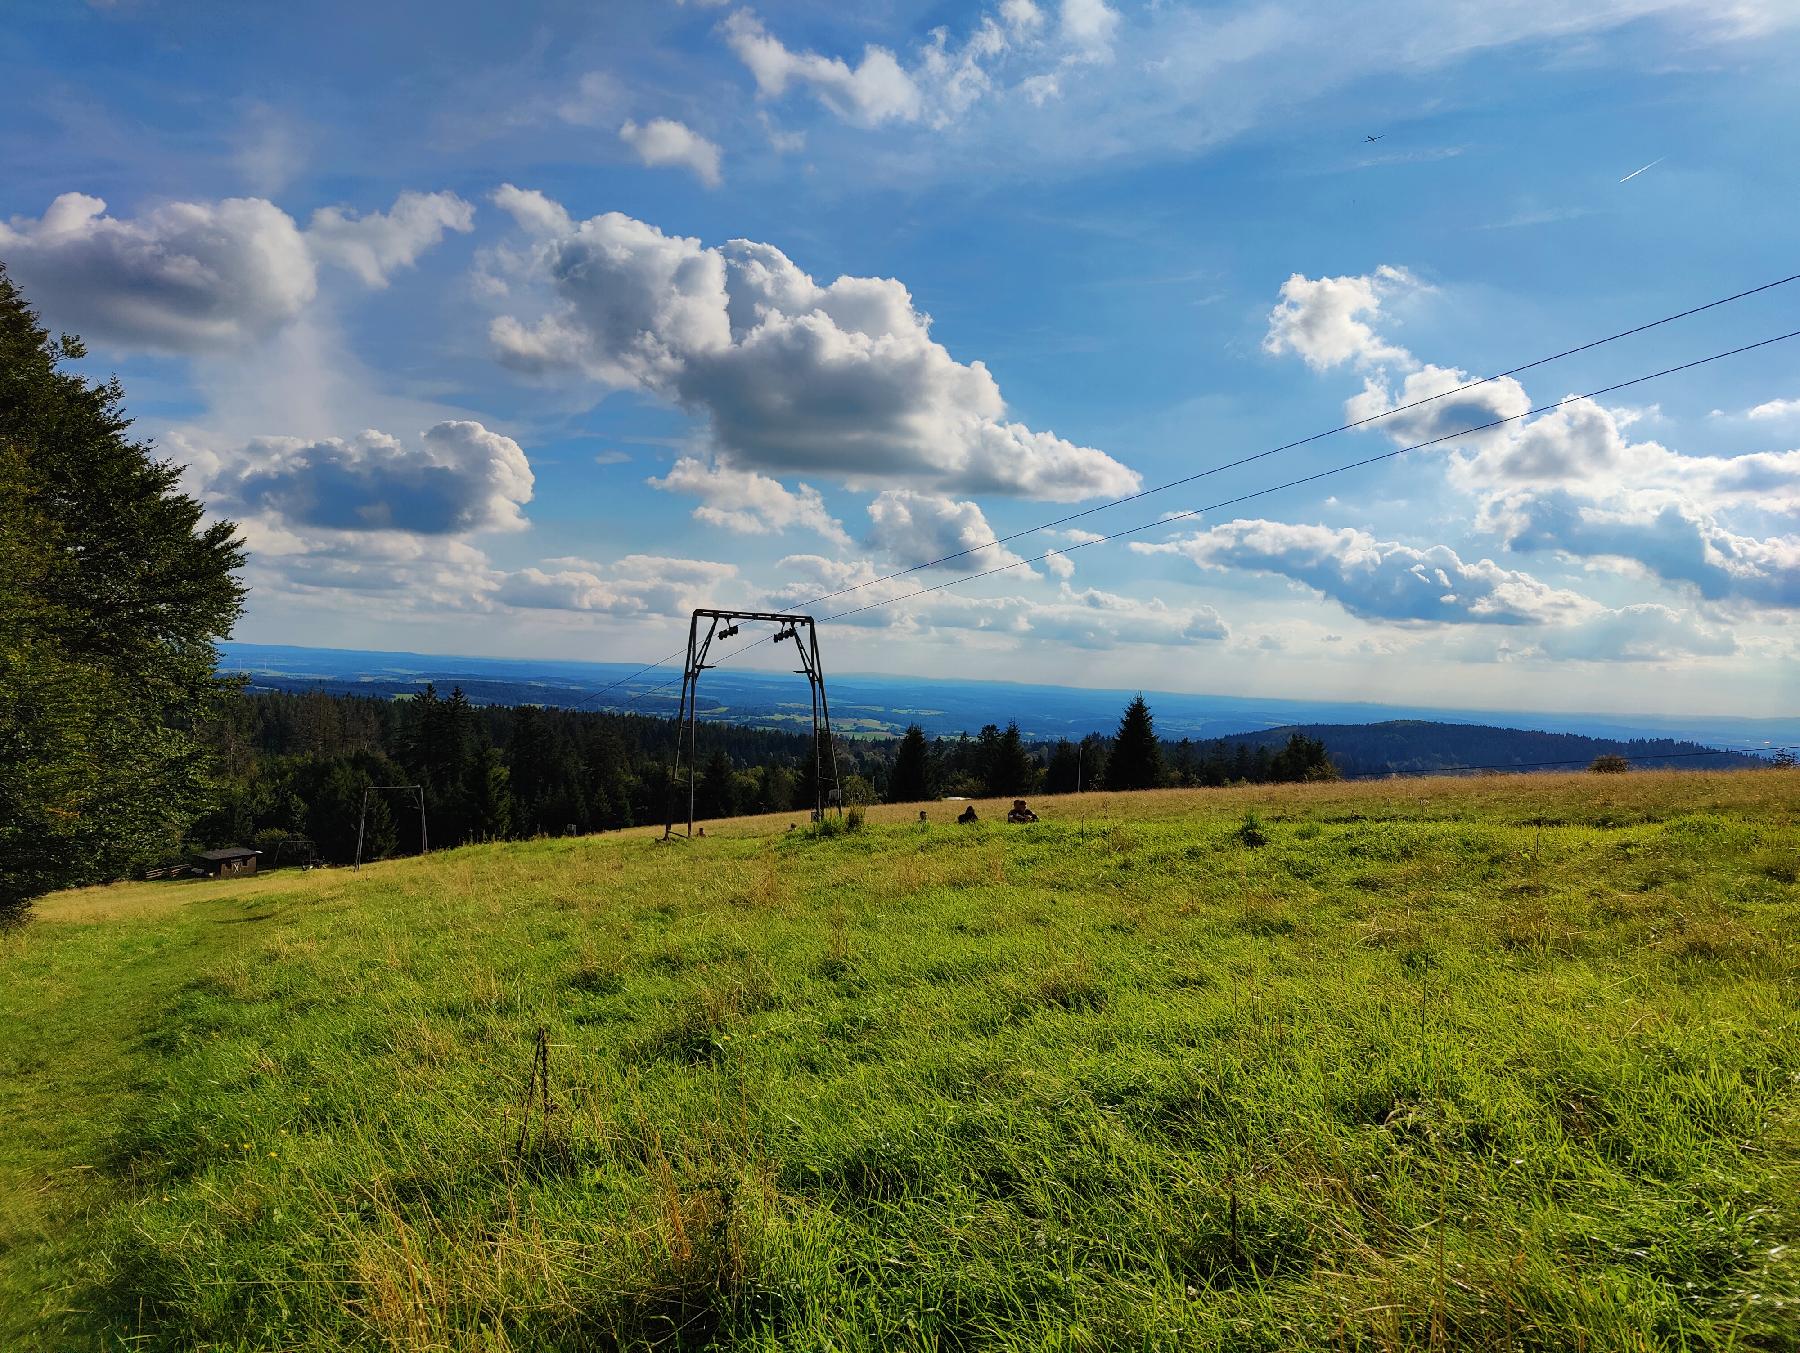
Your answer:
195;847;260;861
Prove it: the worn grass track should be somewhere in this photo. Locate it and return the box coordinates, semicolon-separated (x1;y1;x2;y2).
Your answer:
2;771;1796;1350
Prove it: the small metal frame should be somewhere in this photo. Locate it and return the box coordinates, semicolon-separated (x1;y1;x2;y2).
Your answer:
664;609;841;839
355;784;428;870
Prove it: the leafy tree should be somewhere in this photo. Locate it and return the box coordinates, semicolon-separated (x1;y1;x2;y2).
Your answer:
1106;696;1164;791
888;724;932;802
0;264;245;917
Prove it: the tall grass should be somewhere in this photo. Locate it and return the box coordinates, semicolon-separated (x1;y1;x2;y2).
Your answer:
1;771;1795;1350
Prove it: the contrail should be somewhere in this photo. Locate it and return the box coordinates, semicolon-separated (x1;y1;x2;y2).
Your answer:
1619;157;1664;183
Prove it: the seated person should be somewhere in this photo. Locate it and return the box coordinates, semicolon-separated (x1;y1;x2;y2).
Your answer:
1007;799;1039;823
957;804;979;824
918;810;929;823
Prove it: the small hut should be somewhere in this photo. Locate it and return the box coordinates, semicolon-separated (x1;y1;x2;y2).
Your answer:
194;846;260;878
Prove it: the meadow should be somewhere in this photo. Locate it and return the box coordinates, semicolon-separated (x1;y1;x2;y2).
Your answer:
2;772;1795;1351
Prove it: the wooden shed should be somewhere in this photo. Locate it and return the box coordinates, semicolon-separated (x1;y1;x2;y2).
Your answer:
194;847;260;878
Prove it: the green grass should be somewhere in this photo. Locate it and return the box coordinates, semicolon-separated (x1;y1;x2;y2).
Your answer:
2;772;1796;1350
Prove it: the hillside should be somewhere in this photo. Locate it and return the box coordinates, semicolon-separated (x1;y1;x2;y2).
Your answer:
3;772;1796;1351
1209;720;1763;777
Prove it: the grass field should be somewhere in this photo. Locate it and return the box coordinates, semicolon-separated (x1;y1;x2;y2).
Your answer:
2;772;1796;1351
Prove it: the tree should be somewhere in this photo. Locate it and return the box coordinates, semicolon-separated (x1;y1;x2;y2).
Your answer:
1589;754;1630;774
984;721;1037;797
697;745;737;820
888;724;932;802
1270;733;1338;783
1107;695;1164;791
0;265;245;917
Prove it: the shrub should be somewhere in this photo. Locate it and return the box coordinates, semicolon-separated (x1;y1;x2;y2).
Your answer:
1589;755;1630;774
1236;811;1270;848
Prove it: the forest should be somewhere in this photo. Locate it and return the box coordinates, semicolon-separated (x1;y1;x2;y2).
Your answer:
188;688;1341;866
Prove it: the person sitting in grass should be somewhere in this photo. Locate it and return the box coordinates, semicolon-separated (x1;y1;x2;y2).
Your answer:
957;804;979;825
1007;799;1039;823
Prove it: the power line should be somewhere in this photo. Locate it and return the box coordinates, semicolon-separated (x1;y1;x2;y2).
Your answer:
561;295;1800;719
555;277;1800;718
791;269;1800;611
817;326;1800;627
580;325;1800;731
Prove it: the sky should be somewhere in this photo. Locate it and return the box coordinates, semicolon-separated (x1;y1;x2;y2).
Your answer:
4;0;1799;717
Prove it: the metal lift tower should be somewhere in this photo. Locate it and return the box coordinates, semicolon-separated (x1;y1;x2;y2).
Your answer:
664;609;841;839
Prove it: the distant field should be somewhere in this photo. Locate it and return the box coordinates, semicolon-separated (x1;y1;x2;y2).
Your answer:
3;773;1796;1350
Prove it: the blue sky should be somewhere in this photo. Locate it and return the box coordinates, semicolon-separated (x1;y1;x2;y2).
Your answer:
4;0;1798;716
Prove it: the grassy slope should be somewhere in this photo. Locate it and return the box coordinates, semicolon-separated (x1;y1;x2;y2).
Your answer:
2;773;1796;1351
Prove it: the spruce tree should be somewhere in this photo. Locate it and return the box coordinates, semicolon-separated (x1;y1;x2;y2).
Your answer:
888;724;932;802
0;264;245;916
1106;695;1164;791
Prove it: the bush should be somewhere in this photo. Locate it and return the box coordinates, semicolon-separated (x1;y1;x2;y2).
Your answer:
1236;810;1270;847
1589;755;1630;774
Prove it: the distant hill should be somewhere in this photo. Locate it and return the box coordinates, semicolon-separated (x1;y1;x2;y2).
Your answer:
1208;720;1761;777
217;642;1798;754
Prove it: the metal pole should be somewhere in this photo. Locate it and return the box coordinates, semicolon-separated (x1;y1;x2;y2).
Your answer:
665;615;697;839
354;787;369;871
417;787;428;854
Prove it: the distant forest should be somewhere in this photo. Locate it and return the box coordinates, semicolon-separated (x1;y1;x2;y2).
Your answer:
190;689;1764;867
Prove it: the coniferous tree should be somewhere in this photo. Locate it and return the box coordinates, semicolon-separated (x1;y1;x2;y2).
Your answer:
1106;696;1164;791
986;721;1037;797
888;724;932;802
0;265;245;916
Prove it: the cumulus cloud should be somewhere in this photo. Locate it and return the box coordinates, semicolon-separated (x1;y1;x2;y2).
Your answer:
1263;265;1420;371
188;420;533;535
619;118;724;187
0;192;316;351
1136;518;1591;625
305;190;476;287
1266;265;1800;616
497;554;738;616
1483;490;1800;608
866;489;1023;571
488;197;1140;501
1059;0;1120;58
773;554;1227;648
1747;397;1800;421
1346;362;1531;451
0;188;476;351
649;456;850;545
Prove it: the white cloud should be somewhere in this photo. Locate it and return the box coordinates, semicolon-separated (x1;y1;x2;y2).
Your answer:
718;3;1120;131
1266;265;1800;615
1747;397;1800;421
1482;490;1800;609
865;489;1024;571
1136;518;1592;625
619;118;724;187
306;190;476;287
1059;0;1120;58
724;10;924;126
557;71;626;128
498;554;739;616
490;183;573;237
1346;361;1531;451
1262;264;1419;371
186;420;533;535
649;456;850;545
1043;547;1075;578
488;197;1140;501
772;554;1227;648
1530;603;1736;662
0;192;316;351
